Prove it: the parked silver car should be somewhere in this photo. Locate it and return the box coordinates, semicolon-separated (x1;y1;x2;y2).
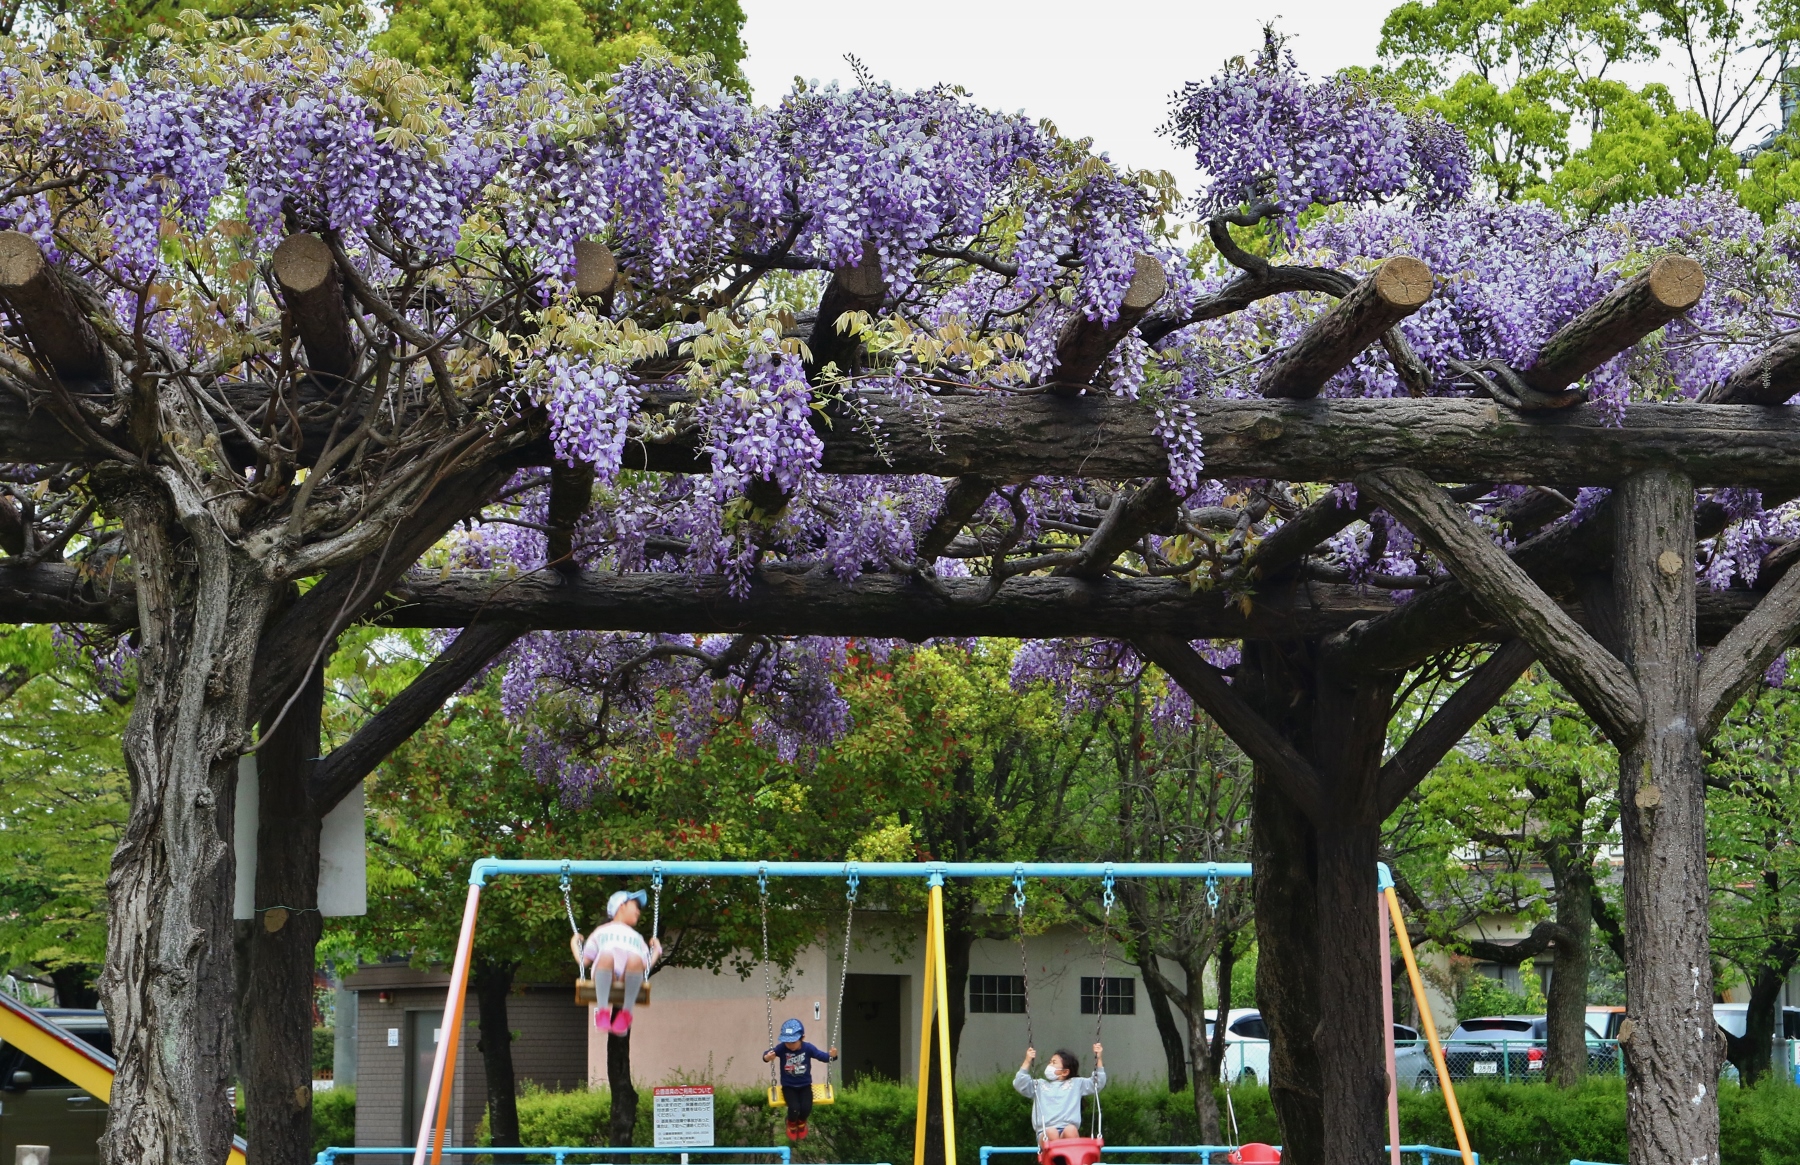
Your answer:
0;1008;110;1165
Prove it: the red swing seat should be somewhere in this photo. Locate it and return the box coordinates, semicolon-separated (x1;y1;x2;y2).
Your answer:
1226;1145;1280;1164
1038;1136;1104;1165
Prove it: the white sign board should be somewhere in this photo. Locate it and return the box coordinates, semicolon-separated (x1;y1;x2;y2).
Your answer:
234;757;368;919
652;1085;714;1148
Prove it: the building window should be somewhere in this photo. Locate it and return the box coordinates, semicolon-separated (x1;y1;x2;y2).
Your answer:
969;975;1027;1014
1080;976;1135;1015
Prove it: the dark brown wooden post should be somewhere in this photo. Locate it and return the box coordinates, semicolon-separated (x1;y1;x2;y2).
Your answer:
244;666;326;1165
272;234;355;385
0;230;110;381
1612;469;1719;1164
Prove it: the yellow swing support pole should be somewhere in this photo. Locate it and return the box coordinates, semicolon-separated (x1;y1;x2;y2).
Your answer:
912;898;936;1165
414;880;483;1165
1384;885;1474;1165
912;876;958;1165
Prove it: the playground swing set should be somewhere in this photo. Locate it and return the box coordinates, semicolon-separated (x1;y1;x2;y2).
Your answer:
406;859;1479;1165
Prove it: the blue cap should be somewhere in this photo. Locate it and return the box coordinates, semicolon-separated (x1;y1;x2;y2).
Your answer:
780;1018;805;1041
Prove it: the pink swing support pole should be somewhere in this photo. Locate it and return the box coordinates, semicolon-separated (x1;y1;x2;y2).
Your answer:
412;881;484;1165
1381;885;1402;1165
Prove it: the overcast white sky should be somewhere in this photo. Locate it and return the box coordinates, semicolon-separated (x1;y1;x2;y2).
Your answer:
739;1;1784;200
739;0;1408;197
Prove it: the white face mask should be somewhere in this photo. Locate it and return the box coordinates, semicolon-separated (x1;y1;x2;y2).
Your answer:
1043;1064;1064;1081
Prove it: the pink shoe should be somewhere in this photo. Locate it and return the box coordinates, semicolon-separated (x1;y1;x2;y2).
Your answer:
609;1008;634;1035
593;1007;612;1031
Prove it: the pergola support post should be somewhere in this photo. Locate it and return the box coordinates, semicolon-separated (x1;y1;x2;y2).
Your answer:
1613;469;1719;1165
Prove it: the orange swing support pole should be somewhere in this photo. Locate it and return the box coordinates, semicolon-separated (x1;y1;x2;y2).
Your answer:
1384;884;1474;1165
414;881;483;1165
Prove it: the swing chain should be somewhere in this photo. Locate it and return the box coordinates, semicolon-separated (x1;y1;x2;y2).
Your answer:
559;862;581;968
1092;868;1115;1144
760;869;776;1093
1205;872;1220;914
831;864;857;1086
651;864;664;943
1013;868;1034;1049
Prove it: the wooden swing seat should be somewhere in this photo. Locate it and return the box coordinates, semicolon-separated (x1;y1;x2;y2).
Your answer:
765;1082;835;1107
574;978;651;1007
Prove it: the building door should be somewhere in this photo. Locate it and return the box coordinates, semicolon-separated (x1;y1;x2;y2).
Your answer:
841;975;904;1085
404;1008;445;1147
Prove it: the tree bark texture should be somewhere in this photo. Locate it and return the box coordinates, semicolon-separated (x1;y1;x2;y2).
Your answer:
1612;470;1719;1165
617;396;1800;490
1198;940;1236;1143
244;666;325;1165
1239;643;1324;1165
13;385;1800;493
1726;961;1796;1085
607;1031;637;1146
1308;670;1397;1165
1542;847;1593;1087
1522;255;1704;396
1137;955;1189;1094
473;959;523;1147
98;482;278;1165
1256;257;1431;399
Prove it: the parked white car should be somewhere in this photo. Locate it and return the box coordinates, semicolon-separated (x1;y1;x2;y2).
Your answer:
1203;1008;1270;1084
1202;1010;1435;1089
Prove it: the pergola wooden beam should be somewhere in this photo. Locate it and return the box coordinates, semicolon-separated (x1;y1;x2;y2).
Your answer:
1257;257;1432;398
0;555;1767;647
805;243;887;381
1050;253;1167;391
1702;328;1800;404
1373;638;1536;815
1134;631;1328;820
916;475;996;562
1356;466;1645;743
1698;557;1800;733
271;233;355;385
1522;255;1705;398
0;231;110;381
1057;478;1181;579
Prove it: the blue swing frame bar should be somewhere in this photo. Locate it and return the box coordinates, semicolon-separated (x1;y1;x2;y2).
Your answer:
415;859;1468;1165
465;859;1258;884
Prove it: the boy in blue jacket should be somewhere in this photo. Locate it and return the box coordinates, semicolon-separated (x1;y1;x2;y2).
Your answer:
763;1018;837;1141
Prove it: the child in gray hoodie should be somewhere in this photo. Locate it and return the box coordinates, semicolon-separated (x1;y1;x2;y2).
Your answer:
1013;1043;1105;1145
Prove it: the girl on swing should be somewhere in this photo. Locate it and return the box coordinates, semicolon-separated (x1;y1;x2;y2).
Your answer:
574;889;662;1035
1015;1043;1105;1145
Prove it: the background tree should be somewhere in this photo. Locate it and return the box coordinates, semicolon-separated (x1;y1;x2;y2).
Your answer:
375;0;744;86
0;625;129;1009
1106;671;1255;1143
1386;666;1618;1086
1704;671;1800;1085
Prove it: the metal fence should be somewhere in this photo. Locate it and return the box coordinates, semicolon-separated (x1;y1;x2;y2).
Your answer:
1402;1039;1624;1086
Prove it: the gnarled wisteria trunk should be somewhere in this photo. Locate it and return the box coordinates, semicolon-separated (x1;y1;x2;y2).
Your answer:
99;484;278;1165
1614;471;1720;1164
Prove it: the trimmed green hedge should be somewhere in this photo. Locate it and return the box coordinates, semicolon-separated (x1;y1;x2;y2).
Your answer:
313;1085;357;1155
491;1077;1800;1165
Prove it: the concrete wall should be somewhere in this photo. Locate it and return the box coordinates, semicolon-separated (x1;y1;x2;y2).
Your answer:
608;919;1184;1090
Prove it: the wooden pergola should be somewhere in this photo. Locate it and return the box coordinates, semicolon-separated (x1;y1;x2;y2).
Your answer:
1;228;1792;1164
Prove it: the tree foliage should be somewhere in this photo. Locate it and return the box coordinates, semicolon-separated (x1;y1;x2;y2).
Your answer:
0;626;130;1007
